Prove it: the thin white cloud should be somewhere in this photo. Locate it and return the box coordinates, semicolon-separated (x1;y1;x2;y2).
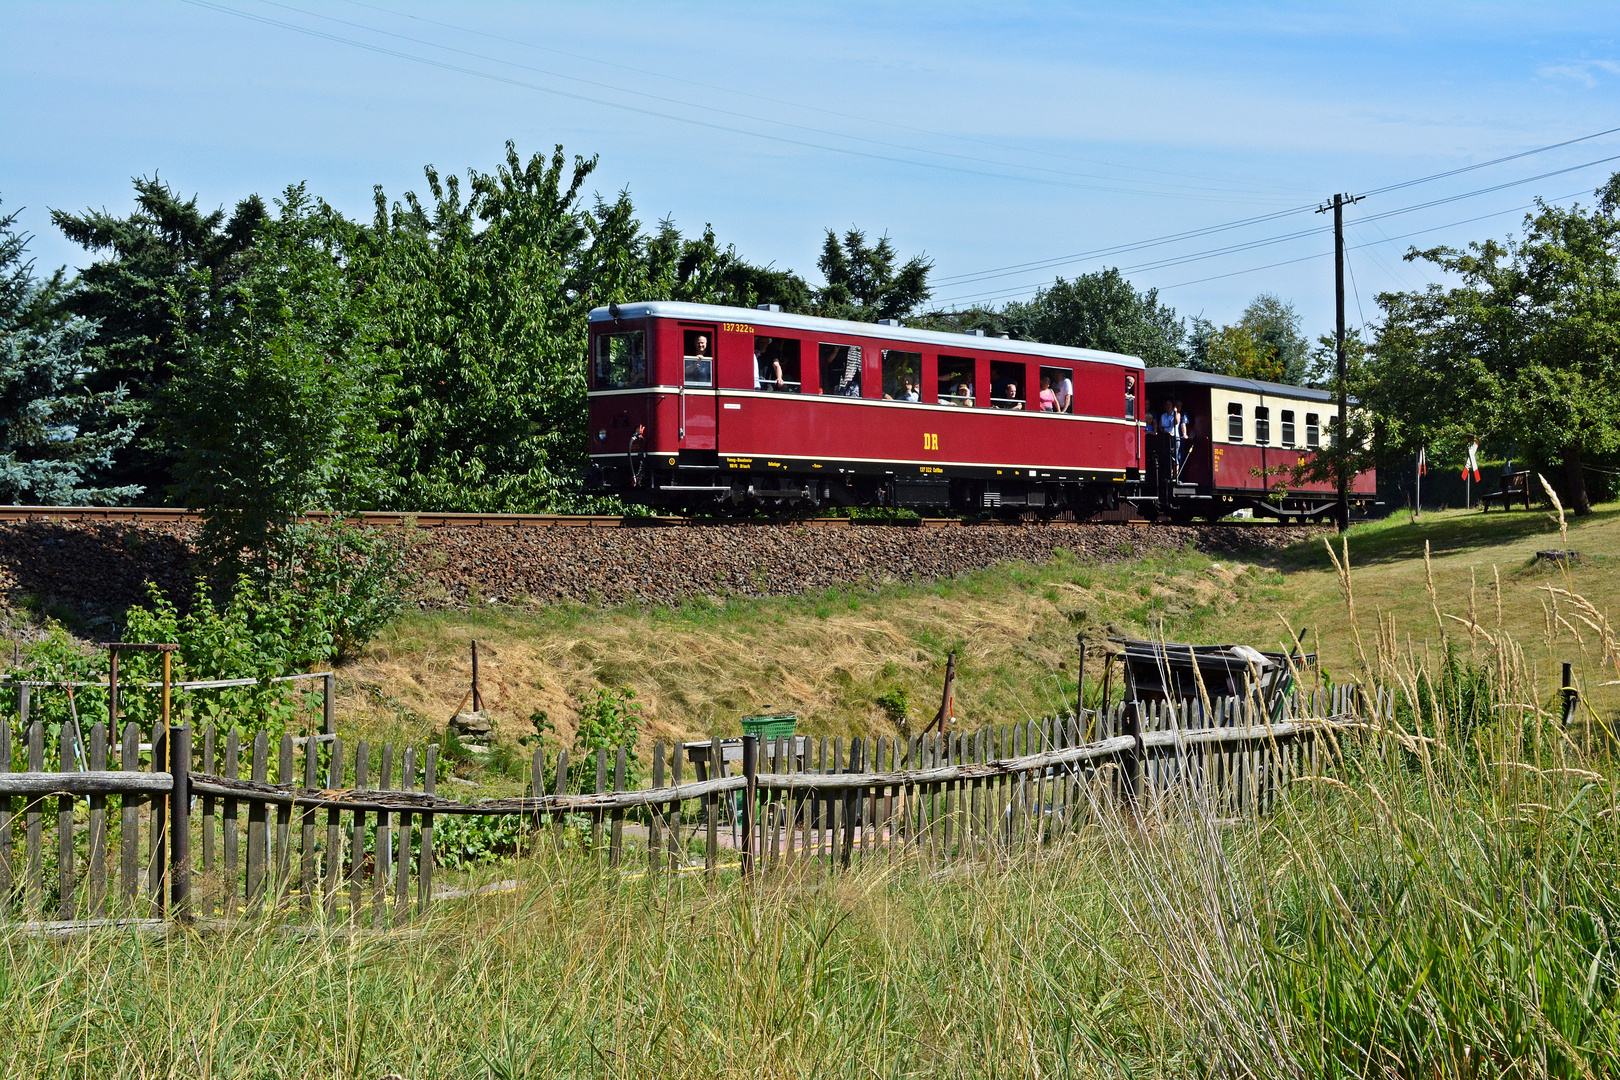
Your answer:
1538;59;1620;88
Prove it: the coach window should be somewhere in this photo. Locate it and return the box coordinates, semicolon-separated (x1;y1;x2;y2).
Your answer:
1040;367;1074;413
938;355;975;406
754;336;801;392
1305;412;1320;449
1227;402;1244;442
989;360;1025;409
683;329;713;387
819;343;862;397
594;330;646;390
881;350;921;401
1280;409;1296;447
1254;405;1271;445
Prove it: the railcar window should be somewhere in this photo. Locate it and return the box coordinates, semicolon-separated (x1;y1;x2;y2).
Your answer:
1254;405;1271;445
938;355;975;406
1227;402;1244;442
881;350;921;401
1040;366;1073;413
1281;409;1296;446
594;331;646;390
989;360;1025;409
683;329;714;387
1124;375;1138;420
819;343;863;397
754;336;801;392
1305;413;1320;449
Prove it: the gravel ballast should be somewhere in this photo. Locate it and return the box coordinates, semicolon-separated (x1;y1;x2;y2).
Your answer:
0;519;1326;619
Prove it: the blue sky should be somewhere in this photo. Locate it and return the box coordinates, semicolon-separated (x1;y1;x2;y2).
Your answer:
4;1;1619;339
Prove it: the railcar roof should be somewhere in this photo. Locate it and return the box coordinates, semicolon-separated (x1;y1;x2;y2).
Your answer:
589;301;1146;370
1142;366;1346;404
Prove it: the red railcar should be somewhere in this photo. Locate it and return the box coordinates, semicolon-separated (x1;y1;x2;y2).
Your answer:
586;302;1146;514
1142;368;1377;522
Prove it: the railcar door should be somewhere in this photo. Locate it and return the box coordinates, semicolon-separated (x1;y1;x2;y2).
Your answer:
679;323;718;451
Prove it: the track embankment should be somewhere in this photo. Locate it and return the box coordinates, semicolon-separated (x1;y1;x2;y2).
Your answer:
0;515;1326;622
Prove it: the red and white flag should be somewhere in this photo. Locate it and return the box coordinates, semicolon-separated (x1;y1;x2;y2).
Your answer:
1417;447;1427;476
1462;442;1480;482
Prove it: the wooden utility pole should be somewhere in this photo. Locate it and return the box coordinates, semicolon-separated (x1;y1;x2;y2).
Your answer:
1318;192;1363;532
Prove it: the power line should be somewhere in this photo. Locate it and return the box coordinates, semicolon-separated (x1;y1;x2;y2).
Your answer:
186;0;1273;203
934;186;1595;307
331;0;1293;196
931;152;1620;304
934;127;1620;290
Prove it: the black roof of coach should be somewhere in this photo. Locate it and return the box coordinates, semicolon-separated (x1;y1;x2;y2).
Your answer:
1143;367;1345;405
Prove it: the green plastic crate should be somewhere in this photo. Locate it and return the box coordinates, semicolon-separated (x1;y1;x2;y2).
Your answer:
741;712;797;740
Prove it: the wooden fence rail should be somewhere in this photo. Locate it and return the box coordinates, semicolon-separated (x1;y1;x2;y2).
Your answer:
3;687;1375;927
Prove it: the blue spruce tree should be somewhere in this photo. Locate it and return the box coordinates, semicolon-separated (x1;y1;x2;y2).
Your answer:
0;200;138;504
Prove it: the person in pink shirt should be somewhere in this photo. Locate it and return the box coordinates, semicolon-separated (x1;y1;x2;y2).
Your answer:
1038;375;1058;412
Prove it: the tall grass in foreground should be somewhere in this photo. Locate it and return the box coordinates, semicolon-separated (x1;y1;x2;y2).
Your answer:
4;548;1618;1079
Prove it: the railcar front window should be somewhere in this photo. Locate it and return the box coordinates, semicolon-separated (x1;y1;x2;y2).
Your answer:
683;329;714;387
820;343;863;397
881;350;921;401
1254;405;1271;445
1281;409;1296;447
594;331;646;390
1227;402;1244;442
754;336;802;392
1305;413;1320;448
938;355;975;406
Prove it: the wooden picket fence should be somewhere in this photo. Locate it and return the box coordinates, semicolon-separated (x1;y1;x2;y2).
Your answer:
0;686;1370;928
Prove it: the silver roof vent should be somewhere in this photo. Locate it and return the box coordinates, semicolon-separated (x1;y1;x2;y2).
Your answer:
756;303;782;312
877;318;904;327
966;329;986;337
996;332;1010;339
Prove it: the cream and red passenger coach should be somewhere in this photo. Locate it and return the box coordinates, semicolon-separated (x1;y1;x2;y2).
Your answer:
584;302;1376;520
586;302;1145;515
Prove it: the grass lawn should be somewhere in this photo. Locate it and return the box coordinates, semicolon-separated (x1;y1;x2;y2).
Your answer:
337;502;1618;788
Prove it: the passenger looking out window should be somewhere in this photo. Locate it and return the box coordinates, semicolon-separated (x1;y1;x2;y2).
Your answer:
1038;375;1058;412
1038;366;1074;414
938;355;974;406
989;361;1024;408
594;330;646;389
1125;375;1137;420
819;343;862;397
753;336;801;392
683;330;713;387
881;350;922;400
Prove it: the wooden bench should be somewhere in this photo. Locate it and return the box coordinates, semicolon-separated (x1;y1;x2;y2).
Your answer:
1479;470;1533;511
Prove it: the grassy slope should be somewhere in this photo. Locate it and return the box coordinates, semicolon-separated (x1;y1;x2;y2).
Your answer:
340;503;1618;782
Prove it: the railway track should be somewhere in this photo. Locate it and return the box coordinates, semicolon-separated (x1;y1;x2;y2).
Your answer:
0;505;1302;529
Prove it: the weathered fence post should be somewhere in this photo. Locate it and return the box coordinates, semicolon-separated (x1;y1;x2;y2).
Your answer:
323;672;336;735
706;736;721;879
1561;662;1579;727
0;719;11;916
740;735;757;879
170;724;190;918
1123;702;1143;809
58;722;76;920
149;724;166;911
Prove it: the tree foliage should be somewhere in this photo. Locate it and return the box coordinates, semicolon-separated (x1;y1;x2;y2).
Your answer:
0;200;137;504
1001;268;1187;365
51;177;265;498
1367;174;1620;513
165;183;393;575
1190;293;1308;383
813;228;931;321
